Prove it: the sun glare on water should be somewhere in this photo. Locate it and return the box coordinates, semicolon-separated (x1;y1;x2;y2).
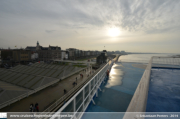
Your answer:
108;28;120;37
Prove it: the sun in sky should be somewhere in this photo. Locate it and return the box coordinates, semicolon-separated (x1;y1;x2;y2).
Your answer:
108;27;120;37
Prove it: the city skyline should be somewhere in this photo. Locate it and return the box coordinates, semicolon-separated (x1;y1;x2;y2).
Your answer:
0;0;180;53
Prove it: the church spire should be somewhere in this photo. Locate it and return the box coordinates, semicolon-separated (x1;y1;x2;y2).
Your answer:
37;41;39;46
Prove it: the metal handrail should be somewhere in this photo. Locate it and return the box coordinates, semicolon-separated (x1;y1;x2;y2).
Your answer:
43;64;106;112
36;56;117;119
56;57;116;119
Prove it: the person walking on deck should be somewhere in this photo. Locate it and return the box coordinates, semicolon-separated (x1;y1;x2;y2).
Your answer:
64;89;67;94
35;103;39;112
29;103;33;112
106;70;109;78
73;82;76;87
33;104;36;112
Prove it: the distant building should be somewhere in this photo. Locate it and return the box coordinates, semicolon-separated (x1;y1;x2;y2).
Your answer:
84;51;88;57
13;50;31;62
1;50;13;66
96;50;108;64
1;49;31;65
26;41;61;61
66;48;76;60
95;51;100;56
37;42;61;61
75;49;79;58
25;46;36;51
90;51;94;56
80;50;83;57
115;51;120;54
87;51;90;56
61;50;68;60
1;50;13;60
0;50;1;65
65;49;100;60
121;51;127;55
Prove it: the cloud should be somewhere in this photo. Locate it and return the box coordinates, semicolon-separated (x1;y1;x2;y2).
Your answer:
45;30;56;33
0;0;180;33
0;0;180;53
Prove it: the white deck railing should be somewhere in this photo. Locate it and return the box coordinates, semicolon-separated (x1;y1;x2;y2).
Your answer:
47;57;119;119
51;61;114;119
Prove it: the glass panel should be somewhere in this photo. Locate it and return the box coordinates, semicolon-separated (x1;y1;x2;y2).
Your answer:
75;105;83;118
91;89;94;96
94;76;97;84
91;80;93;90
62;100;73;112
88;83;91;91
84;96;89;108
85;85;89;98
76;91;83;110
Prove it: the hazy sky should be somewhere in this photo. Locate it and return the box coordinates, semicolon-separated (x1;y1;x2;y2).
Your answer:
0;0;180;53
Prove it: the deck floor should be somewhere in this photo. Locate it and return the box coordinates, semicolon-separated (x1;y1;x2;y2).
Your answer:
82;62;145;119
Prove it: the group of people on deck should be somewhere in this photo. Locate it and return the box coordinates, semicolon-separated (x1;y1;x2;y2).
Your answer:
63;68;95;95
80;74;84;78
29;103;39;112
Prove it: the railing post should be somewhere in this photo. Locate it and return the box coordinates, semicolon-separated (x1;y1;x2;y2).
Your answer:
99;71;101;79
83;89;85;111
99;73;101;81
73;98;76;112
89;83;91;102
96;89;98;97
93;78;95;87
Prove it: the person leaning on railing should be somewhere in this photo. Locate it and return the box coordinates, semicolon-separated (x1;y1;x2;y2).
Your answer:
106;70;109;78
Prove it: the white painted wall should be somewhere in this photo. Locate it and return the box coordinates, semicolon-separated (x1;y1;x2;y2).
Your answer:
61;52;65;60
31;53;38;60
